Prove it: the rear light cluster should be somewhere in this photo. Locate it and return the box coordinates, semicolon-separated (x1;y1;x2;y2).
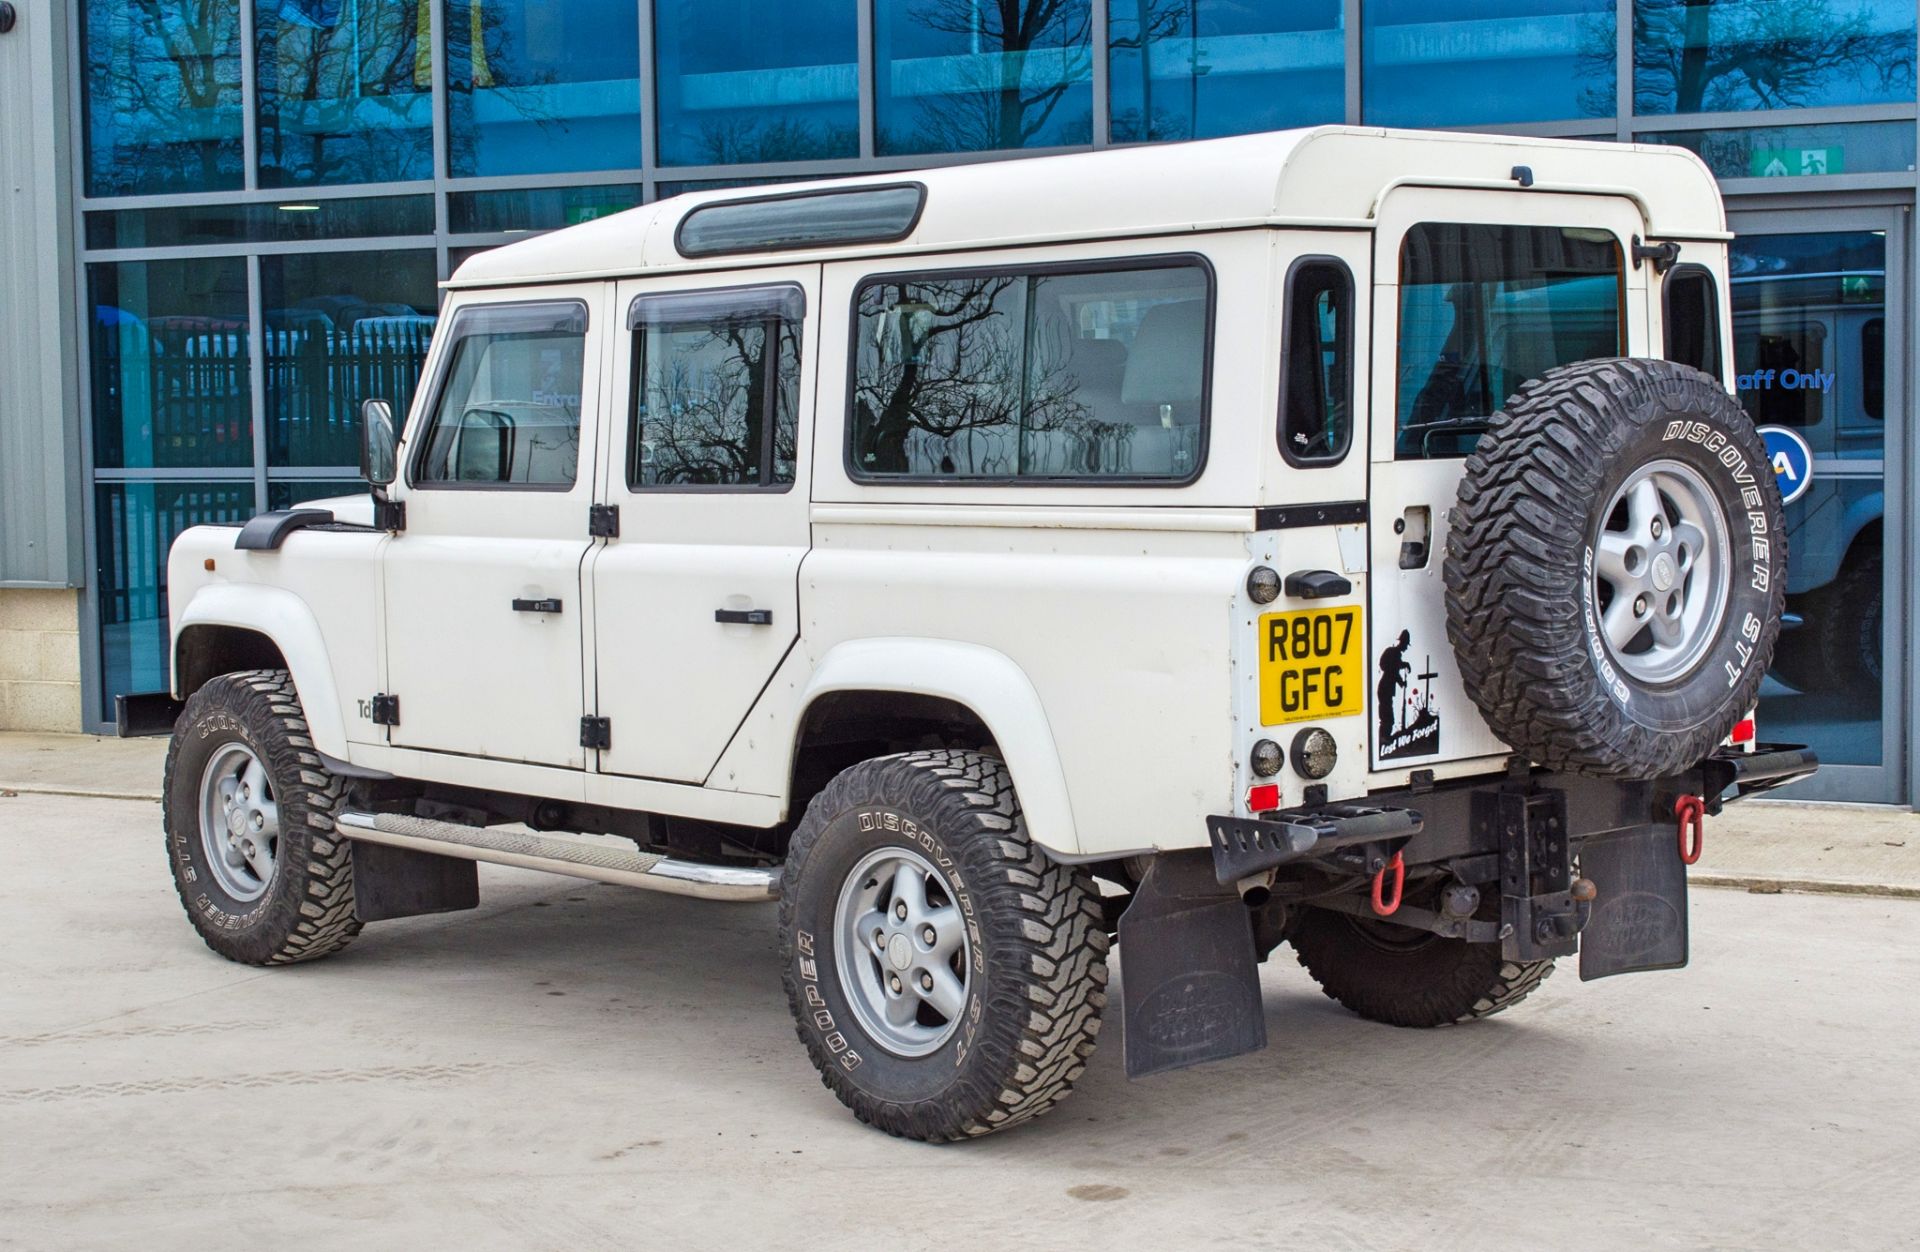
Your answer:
1246;728;1338;812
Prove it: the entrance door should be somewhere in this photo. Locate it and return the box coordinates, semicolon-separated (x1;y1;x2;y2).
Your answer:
382;288;609;768
1730;208;1908;803
588;267;816;783
1366;187;1652;772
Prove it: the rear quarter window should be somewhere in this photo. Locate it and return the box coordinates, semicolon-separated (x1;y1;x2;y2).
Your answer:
849;257;1212;483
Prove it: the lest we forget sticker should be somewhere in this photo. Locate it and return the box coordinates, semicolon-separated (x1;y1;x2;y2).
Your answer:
1377;629;1441;761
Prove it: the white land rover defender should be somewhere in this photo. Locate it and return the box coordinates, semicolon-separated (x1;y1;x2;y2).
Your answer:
129;127;1818;1140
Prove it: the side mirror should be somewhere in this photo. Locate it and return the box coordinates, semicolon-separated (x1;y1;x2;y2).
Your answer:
360;398;397;487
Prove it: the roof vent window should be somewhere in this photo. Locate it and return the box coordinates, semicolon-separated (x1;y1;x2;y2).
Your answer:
674;184;925;258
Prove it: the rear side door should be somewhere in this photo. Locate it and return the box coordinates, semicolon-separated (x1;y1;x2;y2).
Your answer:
587;267;816;783
1366;189;1651;772
381;288;609;768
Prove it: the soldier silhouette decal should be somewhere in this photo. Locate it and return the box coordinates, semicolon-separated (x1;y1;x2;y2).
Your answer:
1377;629;1441;761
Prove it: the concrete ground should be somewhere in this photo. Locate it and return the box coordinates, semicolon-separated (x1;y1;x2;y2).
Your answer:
5;785;1919;1251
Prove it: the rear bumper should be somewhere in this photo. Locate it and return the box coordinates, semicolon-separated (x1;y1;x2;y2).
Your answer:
1204;743;1819;886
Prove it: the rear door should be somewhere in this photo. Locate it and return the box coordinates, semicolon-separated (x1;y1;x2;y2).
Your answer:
587;267;816;783
1366;189;1651;772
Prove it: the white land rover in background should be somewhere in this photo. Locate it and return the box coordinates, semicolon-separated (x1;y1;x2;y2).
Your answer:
127;127;1817;1140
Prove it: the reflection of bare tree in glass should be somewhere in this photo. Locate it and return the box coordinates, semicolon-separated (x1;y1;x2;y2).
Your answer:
905;1;1092;152
261;1;433;184
853;277;1099;475
86;0;243;193
1106;0;1196;142
1624;0;1914;112
695;116;861;164
644;324;797;485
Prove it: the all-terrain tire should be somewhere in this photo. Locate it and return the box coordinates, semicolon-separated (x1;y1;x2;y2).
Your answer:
778;750;1109;1141
1291;907;1554;1028
163;669;360;965
1445;358;1787;779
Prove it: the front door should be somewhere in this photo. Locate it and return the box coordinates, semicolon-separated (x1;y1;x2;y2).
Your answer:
1366;188;1652;772
1730;208;1908;803
382;287;610;768
588;268;817;783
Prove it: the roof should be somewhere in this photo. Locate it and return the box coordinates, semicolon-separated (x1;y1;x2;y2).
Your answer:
448;126;1728;290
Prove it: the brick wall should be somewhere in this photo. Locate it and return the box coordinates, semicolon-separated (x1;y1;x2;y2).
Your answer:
0;589;82;731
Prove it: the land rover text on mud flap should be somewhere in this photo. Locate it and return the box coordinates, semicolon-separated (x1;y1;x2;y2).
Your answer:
126;128;1818;1141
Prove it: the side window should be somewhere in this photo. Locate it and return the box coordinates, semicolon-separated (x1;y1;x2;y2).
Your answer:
415;302;587;488
1279;257;1354;464
850;258;1211;482
1663;265;1722;379
1395;223;1622;459
627;285;803;489
1862;317;1884;420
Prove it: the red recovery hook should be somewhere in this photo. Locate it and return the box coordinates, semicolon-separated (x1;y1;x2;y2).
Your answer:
1674;794;1706;866
1370;851;1405;916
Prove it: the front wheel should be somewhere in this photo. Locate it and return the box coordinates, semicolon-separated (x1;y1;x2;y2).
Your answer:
163;670;360;965
778;750;1109;1140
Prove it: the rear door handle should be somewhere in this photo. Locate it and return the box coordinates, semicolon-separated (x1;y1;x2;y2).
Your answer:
715;608;773;626
512;597;564;613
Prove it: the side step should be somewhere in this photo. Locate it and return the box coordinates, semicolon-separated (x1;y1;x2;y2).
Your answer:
335;811;779;903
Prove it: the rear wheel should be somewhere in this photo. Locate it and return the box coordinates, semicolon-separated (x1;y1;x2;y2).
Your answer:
163;670;360;965
778;750;1108;1140
1291;907;1553;1028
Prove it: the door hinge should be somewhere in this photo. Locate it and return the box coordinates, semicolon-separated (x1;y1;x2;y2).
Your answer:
580;716;611;750
588;504;620;538
373;496;406;532
370;694;400;726
1632;235;1682;274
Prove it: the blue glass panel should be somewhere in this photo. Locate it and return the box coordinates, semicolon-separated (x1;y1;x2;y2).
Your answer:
448;184;642;234
86;195;434;250
260;249;438;468
446;0;641;176
1737;231;1889;766
256;0;435;186
877;0;1094;154
1363;0;1615;127
269;479;365;509
1638;122;1918;180
95;480;255;720
81;0;245;196
655;0;859;165
1635;0;1916;114
89;258;253;471
1108;0;1343;143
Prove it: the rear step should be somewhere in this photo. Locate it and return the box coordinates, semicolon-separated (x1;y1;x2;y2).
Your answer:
335;811;779;902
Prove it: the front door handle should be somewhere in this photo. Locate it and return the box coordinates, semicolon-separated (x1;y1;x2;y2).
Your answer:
715;608;773;626
512;597;564;613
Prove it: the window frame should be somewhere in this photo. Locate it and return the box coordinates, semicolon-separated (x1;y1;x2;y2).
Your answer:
843;251;1216;488
1661;262;1724;381
624;282;806;494
1277;254;1357;468
407;297;593;493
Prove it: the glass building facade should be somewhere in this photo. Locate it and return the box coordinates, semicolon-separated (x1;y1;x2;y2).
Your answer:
68;1;1919;802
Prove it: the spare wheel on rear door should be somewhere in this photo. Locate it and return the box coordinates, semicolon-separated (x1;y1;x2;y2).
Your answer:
1442;358;1786;780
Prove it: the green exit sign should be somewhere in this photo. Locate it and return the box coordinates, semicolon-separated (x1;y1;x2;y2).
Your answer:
1751;146;1844;177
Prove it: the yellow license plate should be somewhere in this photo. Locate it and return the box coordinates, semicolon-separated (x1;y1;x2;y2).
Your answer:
1258;605;1364;726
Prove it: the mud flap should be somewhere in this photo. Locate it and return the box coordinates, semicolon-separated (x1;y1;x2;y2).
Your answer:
1118;850;1266;1078
1578;825;1689;981
351;839;479;923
